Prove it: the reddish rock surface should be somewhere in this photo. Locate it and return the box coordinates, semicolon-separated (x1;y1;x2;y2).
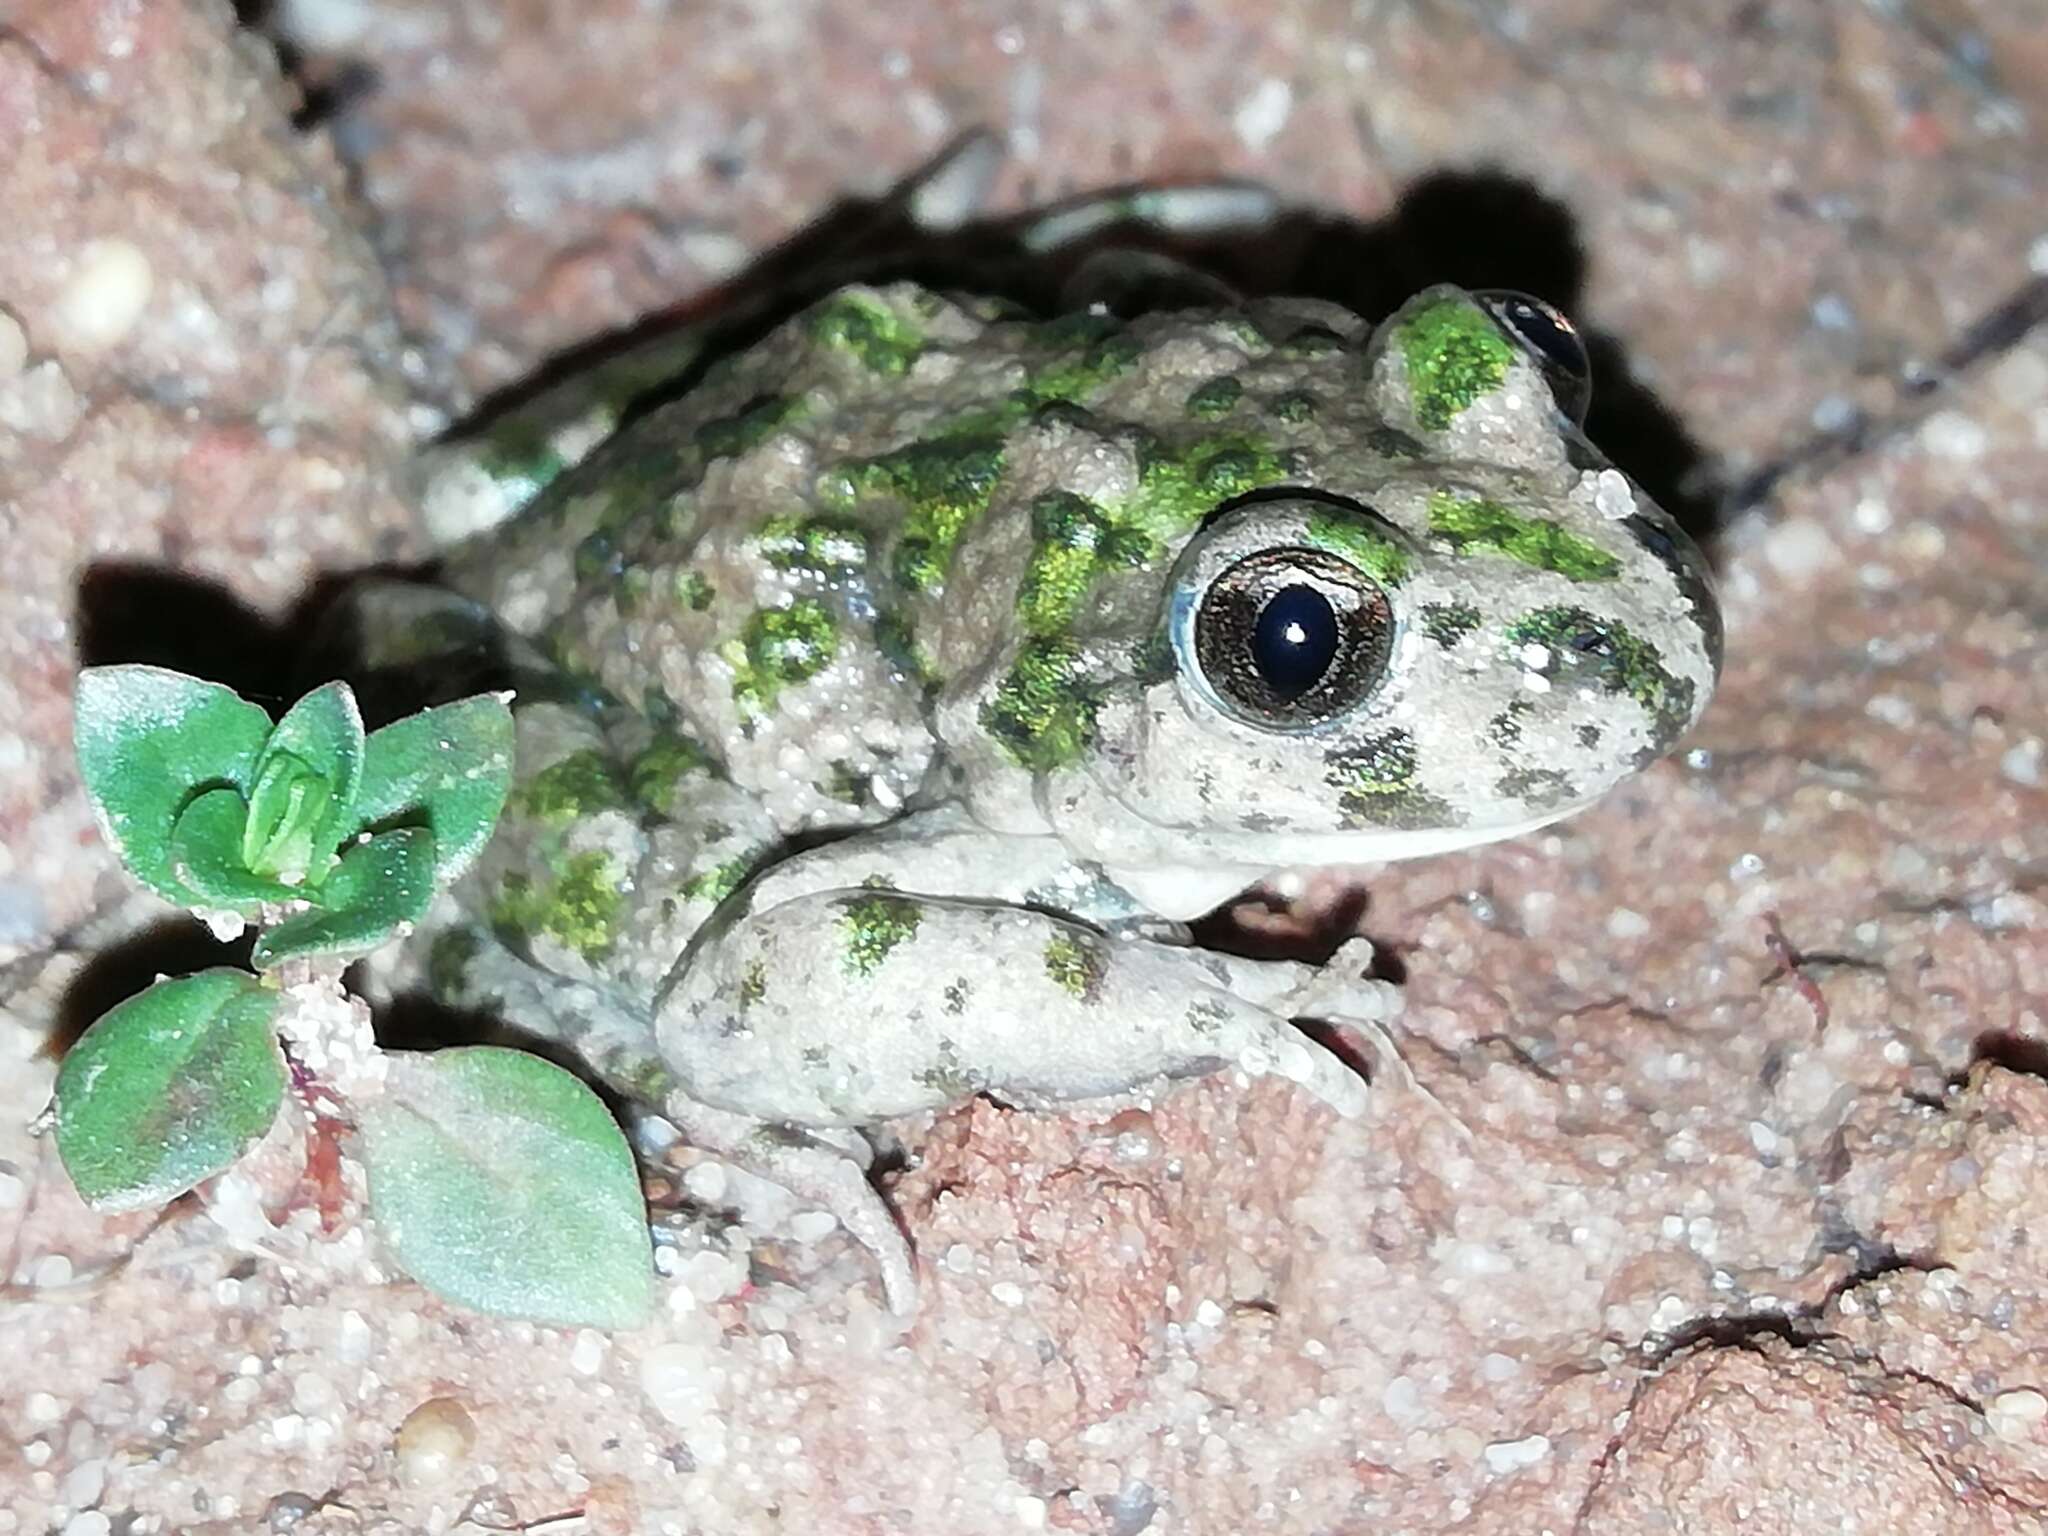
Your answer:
3;1;2046;1532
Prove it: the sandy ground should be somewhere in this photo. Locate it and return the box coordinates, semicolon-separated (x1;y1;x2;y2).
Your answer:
3;0;2046;1531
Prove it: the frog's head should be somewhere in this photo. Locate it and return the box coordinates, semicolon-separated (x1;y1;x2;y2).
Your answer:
958;285;1721;919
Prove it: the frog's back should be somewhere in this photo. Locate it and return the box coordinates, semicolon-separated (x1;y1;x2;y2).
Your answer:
445;282;1338;834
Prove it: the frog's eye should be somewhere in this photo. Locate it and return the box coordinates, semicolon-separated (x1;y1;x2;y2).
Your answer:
1192;548;1394;728
1476;291;1592;424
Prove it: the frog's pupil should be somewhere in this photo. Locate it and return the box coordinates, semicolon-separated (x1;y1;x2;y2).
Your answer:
1252;585;1339;699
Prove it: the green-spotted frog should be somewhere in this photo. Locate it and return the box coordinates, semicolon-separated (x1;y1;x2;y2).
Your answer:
372;193;1720;1314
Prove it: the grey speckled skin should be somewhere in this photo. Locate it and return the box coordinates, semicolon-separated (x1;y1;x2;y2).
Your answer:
381;268;1720;1314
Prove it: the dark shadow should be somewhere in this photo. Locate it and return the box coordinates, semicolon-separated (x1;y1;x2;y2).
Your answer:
370;989;642;1122
1970;1029;2048;1081
444;156;1718;546
76;564;297;711
1188;882;1374;967
74;560;444;728
49;915;253;1056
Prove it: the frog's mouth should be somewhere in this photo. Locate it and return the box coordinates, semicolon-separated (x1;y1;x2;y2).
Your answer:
1050;759;1588;923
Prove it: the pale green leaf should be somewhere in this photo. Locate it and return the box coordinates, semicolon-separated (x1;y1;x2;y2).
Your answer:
245;682;364;883
359;1047;654;1329
350;694;515;889
251;826;436;970
168;788;304;915
54;969;285;1211
72;666;273;908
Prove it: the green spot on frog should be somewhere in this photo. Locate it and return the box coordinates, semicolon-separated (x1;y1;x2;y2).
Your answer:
1022;321;1142;405
872;608;936;687
738;960;767;1010
1419;602;1483;647
981;636;1104;773
838;891;922;978
1490;696;1535;748
826;434;1007;594
1304;509;1411;586
822;761;873;806
1016;491;1153;635
729;600;838;713
627;732;718;815
808;292;924;375
1128;629;1177;687
1325;729;1458;830
1505;606;1695;749
1043;931;1109;1003
1398;298;1516;430
1498;766;1576;808
758;514;869;573
615;565;650;617
1121;431;1289;542
915;1038;983;1099
683;854;754;907
674;569;715;611
515;749;632;826
1429;492;1620;581
490;850;624;962
695;392;803;459
477;420;567;493
1271;389;1319;424
574;530;621;584
1278;323;1345;356
1184;375;1243;420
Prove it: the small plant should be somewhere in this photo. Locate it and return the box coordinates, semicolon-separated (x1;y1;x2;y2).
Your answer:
55;665;656;1329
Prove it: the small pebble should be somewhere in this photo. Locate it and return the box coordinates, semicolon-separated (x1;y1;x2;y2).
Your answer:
61;1457;106;1510
1988;1388;2048;1441
788;1209;838;1245
50;239;154;355
681;1161;728;1204
1482;1433;1552;1473
394;1396;476;1487
570;1330;608;1376
264;1492;321;1531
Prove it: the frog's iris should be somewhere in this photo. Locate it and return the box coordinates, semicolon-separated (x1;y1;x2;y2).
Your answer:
1192;547;1393;729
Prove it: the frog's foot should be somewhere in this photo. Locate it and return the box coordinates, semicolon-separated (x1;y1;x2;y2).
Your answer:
660;1094;919;1317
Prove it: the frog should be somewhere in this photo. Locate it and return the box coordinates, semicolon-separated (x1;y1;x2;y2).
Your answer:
356;154;1722;1316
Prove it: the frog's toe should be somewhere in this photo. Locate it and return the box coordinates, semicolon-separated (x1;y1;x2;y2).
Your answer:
1244;1026;1371;1120
661;1093;920;1318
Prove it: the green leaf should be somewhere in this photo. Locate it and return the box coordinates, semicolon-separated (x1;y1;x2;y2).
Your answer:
251;827;436;970
54;969;285;1212
245;682;365;884
350;695;515;889
168;788;305;914
358;1047;655;1329
73;666;274;907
